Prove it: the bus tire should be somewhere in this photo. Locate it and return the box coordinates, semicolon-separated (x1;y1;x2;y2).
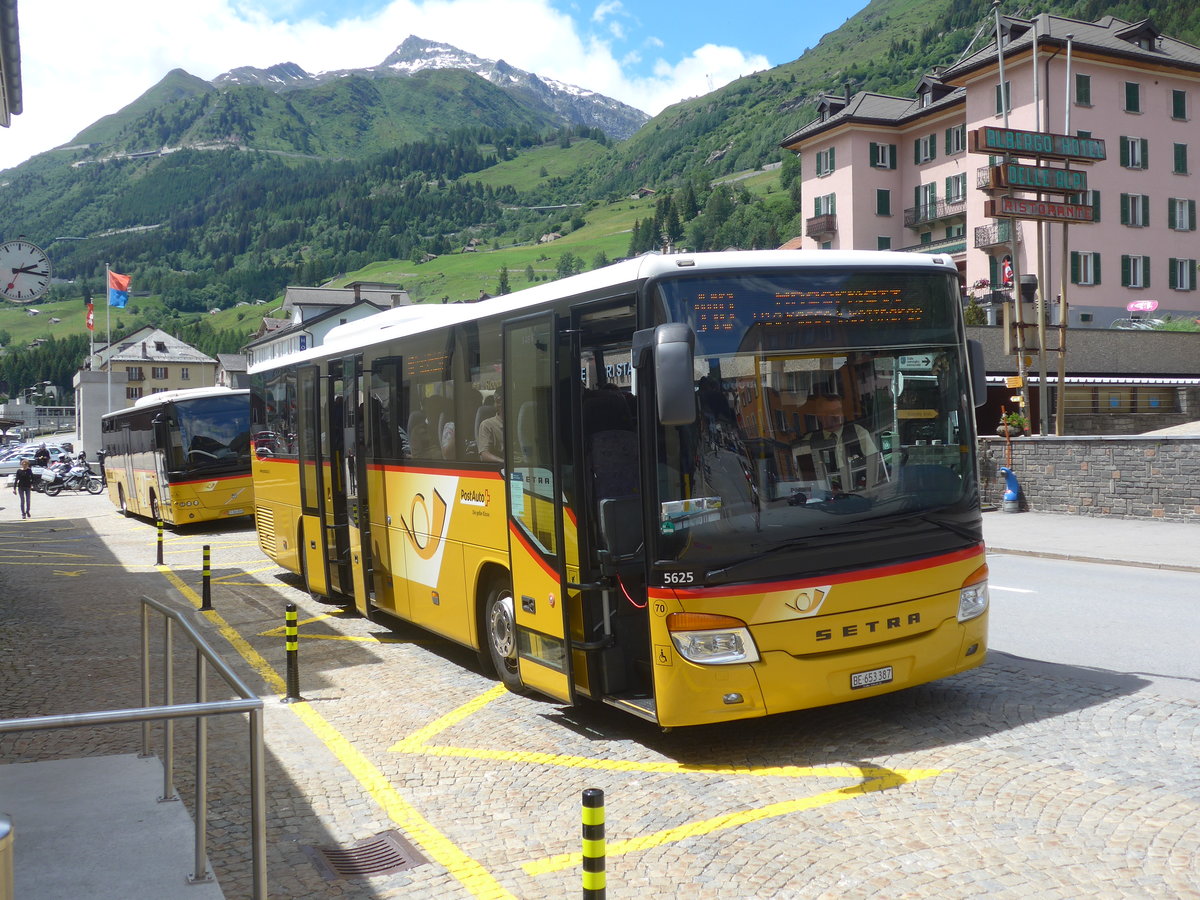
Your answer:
482;578;527;694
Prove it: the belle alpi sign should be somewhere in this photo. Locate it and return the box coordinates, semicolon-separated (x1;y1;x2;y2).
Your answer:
972;126;1105;224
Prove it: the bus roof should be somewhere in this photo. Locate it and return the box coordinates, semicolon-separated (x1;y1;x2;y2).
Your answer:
248;249;956;375
102;386;248;421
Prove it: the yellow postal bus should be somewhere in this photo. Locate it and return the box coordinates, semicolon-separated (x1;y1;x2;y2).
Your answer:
101;387;254;526
249;250;989;727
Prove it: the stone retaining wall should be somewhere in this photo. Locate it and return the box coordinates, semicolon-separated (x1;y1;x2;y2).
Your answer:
978;435;1200;521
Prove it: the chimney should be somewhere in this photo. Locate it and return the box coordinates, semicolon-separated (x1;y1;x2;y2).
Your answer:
844;82;851;103
142;342;148;358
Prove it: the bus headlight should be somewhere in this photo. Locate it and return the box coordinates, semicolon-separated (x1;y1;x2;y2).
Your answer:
667;613;760;665
957;579;989;622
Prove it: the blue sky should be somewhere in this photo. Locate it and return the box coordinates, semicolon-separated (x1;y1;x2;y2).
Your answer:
3;0;869;171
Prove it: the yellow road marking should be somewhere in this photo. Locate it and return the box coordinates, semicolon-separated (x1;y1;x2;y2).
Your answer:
53;570;86;577
392;687;943;878
155;565;514;899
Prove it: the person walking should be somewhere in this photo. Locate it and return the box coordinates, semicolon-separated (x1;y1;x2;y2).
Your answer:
12;458;35;519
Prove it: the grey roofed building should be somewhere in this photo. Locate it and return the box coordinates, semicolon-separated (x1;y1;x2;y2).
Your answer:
281;282;411;322
216;353;249;389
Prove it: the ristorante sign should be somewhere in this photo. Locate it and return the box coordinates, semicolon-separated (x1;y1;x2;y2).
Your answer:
985;196;1096;224
971;127;1106;162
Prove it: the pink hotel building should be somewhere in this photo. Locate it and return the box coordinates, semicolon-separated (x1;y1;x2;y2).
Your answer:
781;13;1200;329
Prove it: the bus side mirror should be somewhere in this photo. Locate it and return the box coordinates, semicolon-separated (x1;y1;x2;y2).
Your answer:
968;339;987;408
634;324;696;426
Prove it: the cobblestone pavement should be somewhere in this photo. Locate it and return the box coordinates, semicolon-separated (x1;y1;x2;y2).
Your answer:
2;493;1199;899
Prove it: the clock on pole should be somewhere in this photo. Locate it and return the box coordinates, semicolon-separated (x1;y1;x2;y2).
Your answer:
0;239;52;302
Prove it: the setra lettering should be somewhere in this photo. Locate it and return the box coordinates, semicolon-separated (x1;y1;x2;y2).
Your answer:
815;612;921;642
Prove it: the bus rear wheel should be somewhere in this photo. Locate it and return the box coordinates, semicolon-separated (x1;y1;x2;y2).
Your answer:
483;579;526;693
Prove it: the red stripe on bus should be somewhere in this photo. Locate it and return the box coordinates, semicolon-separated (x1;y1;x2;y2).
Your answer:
650;544;985;600
508;523;560;581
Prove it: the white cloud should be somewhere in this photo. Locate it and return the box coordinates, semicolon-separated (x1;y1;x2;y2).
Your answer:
0;0;770;171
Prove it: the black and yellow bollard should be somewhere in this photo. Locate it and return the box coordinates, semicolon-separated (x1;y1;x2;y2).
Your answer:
200;545;212;611
581;788;605;899
155;519;164;565
282;603;302;703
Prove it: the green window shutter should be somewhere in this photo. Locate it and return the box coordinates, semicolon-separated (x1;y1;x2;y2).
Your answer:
1125;82;1139;112
1190;200;1197;231
945;128;951;155
877;189;890;216
1190;260;1198;290
929;135;937;161
1174;143;1187;174
1094;191;1101;223
989;256;999;285
869;143;878;167
1140;138;1149;169
914;139;921;165
1173;90;1187;120
1070;251;1080;284
830;147;836;171
1143;256;1150;288
1121;255;1131;287
1169;198;1178;230
1093;253;1101;285
1169;258;1179;290
1141;195;1150;224
830;194;836;215
888;144;896;169
813;197;820;217
1120;138;1130;167
1120;194;1130;225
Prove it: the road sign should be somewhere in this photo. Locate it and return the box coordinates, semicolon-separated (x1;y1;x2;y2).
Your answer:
989;163;1088;194
986;196;1096;224
1006;376;1024;388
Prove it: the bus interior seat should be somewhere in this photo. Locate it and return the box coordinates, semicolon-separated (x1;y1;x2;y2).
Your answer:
584;388;638;500
516;401;538;461
599;496;643;559
473;401;494;455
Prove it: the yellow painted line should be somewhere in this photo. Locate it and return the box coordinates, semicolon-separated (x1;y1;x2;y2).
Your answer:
53;570;86;577
391;680;944;879
523;769;939;876
259;612;343;634
155;565;513;899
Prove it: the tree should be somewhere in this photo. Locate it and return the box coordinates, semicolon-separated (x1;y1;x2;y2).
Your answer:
591;251;609;270
524;263;535;282
497;266;511;296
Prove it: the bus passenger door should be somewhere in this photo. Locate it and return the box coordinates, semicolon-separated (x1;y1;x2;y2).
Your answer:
297;365;330;598
341;354;375;616
323;362;352;599
503;313;574;703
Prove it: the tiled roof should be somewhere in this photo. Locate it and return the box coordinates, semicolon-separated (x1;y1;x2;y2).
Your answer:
107;328;216;364
781;85;964;146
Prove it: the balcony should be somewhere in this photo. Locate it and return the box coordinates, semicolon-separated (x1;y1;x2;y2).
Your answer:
974;221;1023;249
904;197;967;228
805;213;838;238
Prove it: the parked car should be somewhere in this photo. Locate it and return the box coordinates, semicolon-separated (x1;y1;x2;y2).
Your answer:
0;445;70;479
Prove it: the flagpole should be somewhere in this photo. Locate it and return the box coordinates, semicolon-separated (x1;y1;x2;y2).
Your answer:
106;263;112;414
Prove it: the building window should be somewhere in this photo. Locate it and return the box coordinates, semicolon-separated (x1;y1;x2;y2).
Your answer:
1121;254;1150;288
1070;251;1101;285
877;236;892;251
815;147;836;176
1174;143;1188;175
151;388;167;395
1123;81;1141;113
869;142;896;169
876;189;891;216
1120;193;1149;227
1169;258;1197;291
154;341;167;352
1172;89;1188;121
945;173;967;203
915;181;937;219
820;240;833;250
126;366;144;382
181;367;190;381
1168;198;1197;231
1074;73;1091;106
151;366;168;380
946;224;965;239
914;133;937;164
1120;136;1148;169
919;231;932;245
126;386;143;400
1068;189;1101;222
995;81;1011;115
813;193;836;216
944;125;966;155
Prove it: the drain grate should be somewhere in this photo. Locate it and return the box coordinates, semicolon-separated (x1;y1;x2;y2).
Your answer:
303;830;428;880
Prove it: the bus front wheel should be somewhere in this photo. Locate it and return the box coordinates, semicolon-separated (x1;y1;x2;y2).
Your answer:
483;580;526;694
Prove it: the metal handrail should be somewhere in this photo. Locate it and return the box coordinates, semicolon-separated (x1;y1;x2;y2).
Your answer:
0;595;267;899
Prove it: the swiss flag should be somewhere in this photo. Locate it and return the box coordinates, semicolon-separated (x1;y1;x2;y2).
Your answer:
86;301;94;331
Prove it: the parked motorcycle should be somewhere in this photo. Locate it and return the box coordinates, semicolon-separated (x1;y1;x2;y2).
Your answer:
43;461;104;496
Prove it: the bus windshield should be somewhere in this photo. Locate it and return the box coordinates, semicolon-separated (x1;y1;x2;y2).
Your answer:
652;268;978;582
171;395;253;476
